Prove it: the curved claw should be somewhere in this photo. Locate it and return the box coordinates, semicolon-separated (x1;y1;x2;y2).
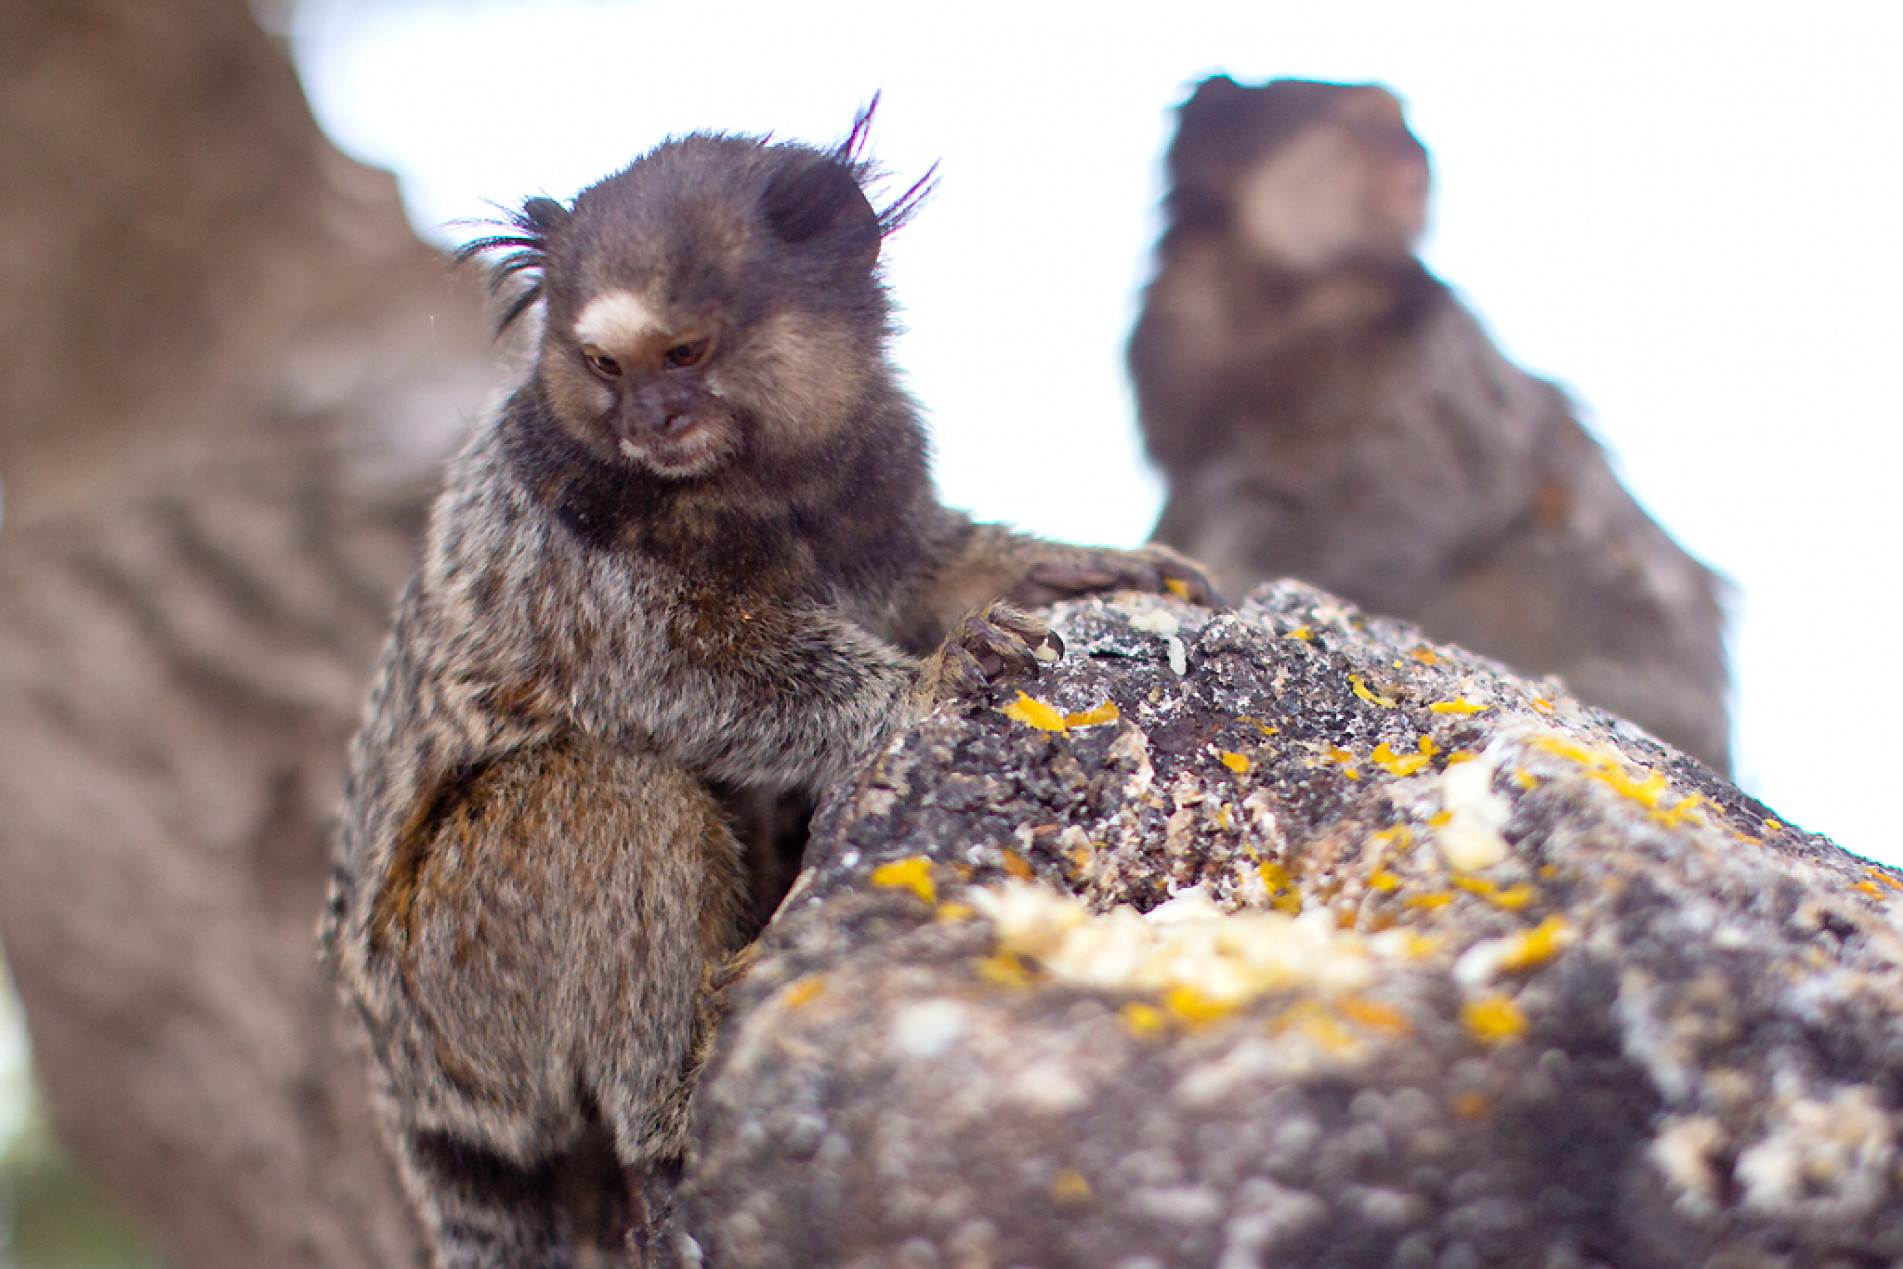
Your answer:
921;602;1059;706
1146;546;1225;608
1020;546;1224;608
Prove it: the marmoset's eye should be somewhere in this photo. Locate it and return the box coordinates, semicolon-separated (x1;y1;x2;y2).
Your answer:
663;339;709;370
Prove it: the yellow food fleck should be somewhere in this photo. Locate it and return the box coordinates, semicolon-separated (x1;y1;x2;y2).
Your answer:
1443;751;1479;766
1371;741;1432;777
1320;745;1361;779
1498;916;1570;971
1164;577;1194;601
1338;995;1411;1035
1215;804;1233;831
1526;734;1680;813
781;976;828;1009
1427;810;1454;828
1609;768;1668;809
1064;700;1122;728
936;902;977;922
1001;850;1035;881
1764;818;1784;832
1412;647;1440;666
1238;715;1281;737
1462;994;1527;1043
1853;882;1886;898
1165;985;1237;1028
1367;869;1401;893
1286;625;1314;642
871;856;936;905
1513;768;1539;790
1259;861;1303;914
1293;1007;1361;1054
1452;877;1536;911
1530;697;1555;715
1051;1167;1094;1205
1651;795;1710;829
1372;824;1416;850
977;952;1036;988
1451;1091;1492;1119
1351;675;1398;708
1000;691;1069;732
1121;1002;1167;1037
1868;868;1903;892
1220;750;1252;774
1406;893;1454;910
1430;698;1488;715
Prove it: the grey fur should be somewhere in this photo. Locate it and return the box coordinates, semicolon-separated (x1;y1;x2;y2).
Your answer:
326;121;1211;1268
1130;76;1730;770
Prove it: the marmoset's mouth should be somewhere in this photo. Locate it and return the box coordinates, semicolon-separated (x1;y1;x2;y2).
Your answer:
617;417;736;479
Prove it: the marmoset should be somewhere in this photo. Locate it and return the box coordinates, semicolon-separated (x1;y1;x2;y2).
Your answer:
324;110;1209;1267
1129;76;1730;770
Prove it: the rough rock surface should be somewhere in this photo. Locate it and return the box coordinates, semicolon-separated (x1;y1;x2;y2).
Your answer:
676;583;1899;1269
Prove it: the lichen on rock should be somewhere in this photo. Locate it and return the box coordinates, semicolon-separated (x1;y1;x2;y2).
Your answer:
673;582;1903;1268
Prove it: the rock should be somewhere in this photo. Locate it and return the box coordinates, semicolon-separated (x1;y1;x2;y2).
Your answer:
676;582;1899;1269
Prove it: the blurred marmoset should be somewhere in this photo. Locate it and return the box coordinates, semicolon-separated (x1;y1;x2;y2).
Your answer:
1129;76;1730;770
324;111;1208;1267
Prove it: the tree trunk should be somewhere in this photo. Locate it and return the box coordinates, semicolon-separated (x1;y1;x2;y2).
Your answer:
0;1;494;1264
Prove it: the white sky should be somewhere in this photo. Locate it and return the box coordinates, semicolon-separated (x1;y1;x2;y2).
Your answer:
290;0;1903;862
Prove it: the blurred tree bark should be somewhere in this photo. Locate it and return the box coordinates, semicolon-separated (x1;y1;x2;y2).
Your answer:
0;0;494;1264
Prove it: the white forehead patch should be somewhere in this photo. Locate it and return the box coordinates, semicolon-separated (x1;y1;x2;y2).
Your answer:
574;290;660;349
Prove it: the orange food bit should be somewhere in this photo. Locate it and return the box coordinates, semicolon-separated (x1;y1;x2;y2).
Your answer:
1164;985;1236;1028
1000;691;1067;732
1351;675;1398;708
977;953;1036;988
871;856;936;905
1121;1002;1167;1037
1498;917;1570;971
1338;995;1411;1035
1050;1168;1093;1205
1371;741;1432;777
1462;994;1527;1044
1064;700;1122;728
